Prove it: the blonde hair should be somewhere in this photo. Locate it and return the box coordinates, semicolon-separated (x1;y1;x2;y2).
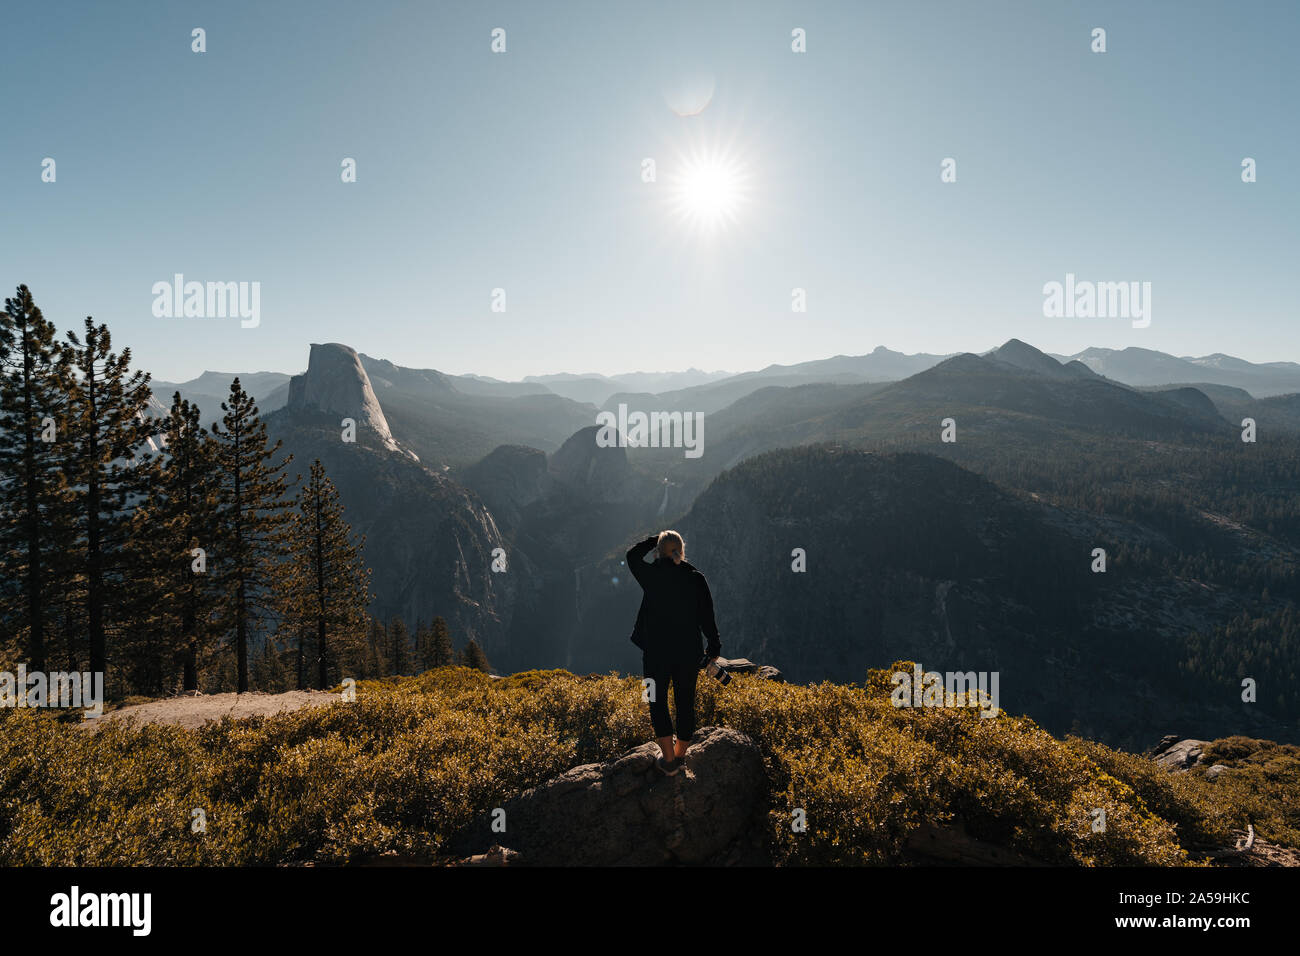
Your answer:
657;530;684;561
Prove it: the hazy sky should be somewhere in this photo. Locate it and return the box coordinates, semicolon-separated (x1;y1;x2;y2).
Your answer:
4;0;1296;383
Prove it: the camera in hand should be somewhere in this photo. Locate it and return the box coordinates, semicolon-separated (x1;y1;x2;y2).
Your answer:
701;655;730;685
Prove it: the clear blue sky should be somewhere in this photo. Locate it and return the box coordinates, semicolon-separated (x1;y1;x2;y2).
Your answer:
3;0;1295;383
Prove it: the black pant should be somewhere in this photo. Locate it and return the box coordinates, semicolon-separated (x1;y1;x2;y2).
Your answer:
644;653;699;741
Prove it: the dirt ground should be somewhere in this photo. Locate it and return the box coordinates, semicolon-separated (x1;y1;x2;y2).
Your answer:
79;690;342;732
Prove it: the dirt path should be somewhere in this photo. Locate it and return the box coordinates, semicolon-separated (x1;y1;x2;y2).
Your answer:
79;690;341;732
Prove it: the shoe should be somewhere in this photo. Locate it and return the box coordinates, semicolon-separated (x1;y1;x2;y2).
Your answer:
656;755;681;776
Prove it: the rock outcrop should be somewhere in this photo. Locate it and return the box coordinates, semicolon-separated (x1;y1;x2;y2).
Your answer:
449;725;769;865
714;657;782;682
287;343;414;459
1148;735;1212;772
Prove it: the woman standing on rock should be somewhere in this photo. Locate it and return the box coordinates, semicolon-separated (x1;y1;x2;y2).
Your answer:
626;530;722;775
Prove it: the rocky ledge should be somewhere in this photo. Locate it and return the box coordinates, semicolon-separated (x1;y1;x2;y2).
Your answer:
448;725;770;865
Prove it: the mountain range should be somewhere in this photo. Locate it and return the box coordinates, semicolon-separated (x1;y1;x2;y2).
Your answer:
152;342;1300;435
151;338;1300;749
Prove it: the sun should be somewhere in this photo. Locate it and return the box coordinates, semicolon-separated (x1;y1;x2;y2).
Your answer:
666;149;751;236
680;159;740;220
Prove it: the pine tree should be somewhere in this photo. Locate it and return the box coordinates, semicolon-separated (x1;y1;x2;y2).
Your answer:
426;616;453;669
329;619;370;686
413;619;430;673
366;617;389;677
0;285;73;674
210;378;295;693
459;638;490;674
390;616;409;676
129;394;223;691
277;459;371;689
59;317;158;692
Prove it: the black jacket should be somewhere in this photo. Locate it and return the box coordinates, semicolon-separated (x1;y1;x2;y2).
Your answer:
626;536;721;661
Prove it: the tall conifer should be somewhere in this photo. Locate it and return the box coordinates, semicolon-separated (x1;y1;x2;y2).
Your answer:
426;616;453;669
127;394;222;691
60;318;157;690
210;378;295;693
278;458;370;688
0;286;74;673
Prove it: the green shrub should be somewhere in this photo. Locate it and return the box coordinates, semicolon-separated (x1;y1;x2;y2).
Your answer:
0;663;1291;865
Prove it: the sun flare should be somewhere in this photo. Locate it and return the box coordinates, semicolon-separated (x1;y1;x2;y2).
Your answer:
666;150;751;236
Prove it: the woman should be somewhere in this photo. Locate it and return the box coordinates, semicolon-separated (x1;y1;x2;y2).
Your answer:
626;530;722;775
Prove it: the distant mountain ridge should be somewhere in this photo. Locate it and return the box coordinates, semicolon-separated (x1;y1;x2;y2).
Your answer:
1049;346;1300;397
154;341;1300;424
728;345;955;383
151;370;293;428
525;367;732;404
